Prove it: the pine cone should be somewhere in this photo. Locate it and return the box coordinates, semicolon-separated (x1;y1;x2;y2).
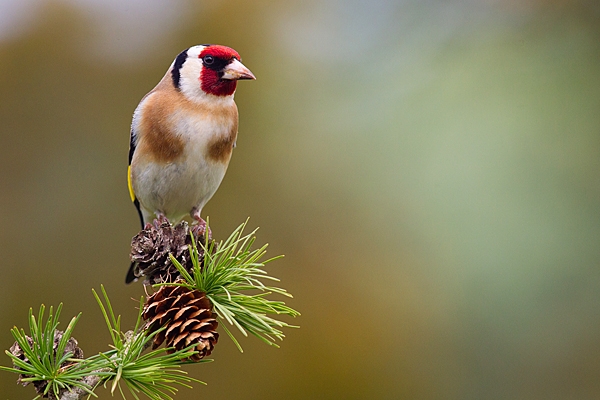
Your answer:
142;284;219;361
10;331;83;397
130;217;210;284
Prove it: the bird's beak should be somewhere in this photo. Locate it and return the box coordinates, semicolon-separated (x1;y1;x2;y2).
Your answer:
222;59;256;80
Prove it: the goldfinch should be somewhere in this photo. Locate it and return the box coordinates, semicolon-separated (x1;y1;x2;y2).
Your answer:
126;44;255;283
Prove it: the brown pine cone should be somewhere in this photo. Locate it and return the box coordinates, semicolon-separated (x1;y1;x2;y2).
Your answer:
142;284;219;361
130;217;210;284
10;331;83;397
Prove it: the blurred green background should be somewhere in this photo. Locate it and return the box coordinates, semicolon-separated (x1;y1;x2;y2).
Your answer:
1;0;599;398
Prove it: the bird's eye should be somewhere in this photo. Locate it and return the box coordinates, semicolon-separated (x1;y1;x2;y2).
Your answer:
203;55;214;65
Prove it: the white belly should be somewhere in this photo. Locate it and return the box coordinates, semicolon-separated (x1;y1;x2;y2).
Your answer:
133;155;227;222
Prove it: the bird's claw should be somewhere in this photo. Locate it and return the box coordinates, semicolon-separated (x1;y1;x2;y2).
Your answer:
192;217;212;240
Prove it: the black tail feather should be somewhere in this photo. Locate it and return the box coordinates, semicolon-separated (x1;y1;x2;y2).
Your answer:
126;198;144;284
125;261;137;284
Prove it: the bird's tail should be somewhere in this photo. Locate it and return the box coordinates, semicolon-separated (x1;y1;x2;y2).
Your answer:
126;199;146;284
125;261;137;284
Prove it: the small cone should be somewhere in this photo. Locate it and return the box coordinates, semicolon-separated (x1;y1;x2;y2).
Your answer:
130;217;211;284
10;331;83;397
142;283;219;361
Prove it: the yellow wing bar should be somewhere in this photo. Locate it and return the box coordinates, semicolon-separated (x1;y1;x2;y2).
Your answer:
127;165;135;202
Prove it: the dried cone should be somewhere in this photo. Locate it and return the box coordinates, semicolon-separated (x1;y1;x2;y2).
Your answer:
143;283;219;361
9;331;83;397
130;217;210;284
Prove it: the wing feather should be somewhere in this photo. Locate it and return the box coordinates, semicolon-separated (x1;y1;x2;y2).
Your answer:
128;128;145;229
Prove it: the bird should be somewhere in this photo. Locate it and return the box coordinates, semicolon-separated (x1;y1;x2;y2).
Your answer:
126;44;255;283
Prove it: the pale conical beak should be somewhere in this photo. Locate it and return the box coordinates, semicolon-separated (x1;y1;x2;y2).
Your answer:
222;59;256;80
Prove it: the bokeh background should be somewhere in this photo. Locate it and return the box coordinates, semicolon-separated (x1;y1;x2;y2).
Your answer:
1;0;599;398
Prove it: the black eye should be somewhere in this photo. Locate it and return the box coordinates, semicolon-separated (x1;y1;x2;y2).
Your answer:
203;55;214;65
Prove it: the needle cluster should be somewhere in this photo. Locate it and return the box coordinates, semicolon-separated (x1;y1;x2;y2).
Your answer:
169;219;300;351
0;305;96;399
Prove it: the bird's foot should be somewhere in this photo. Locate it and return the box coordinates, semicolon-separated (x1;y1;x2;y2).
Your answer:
145;213;169;229
155;212;168;223
191;216;212;240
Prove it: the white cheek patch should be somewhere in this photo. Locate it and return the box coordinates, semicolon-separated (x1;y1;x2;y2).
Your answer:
178;45;211;102
179;60;204;99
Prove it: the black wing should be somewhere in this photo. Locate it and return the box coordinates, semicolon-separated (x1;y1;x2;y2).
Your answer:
128;128;144;229
127;128;144;284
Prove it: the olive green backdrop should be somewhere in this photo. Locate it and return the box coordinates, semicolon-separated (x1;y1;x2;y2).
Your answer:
1;0;599;398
